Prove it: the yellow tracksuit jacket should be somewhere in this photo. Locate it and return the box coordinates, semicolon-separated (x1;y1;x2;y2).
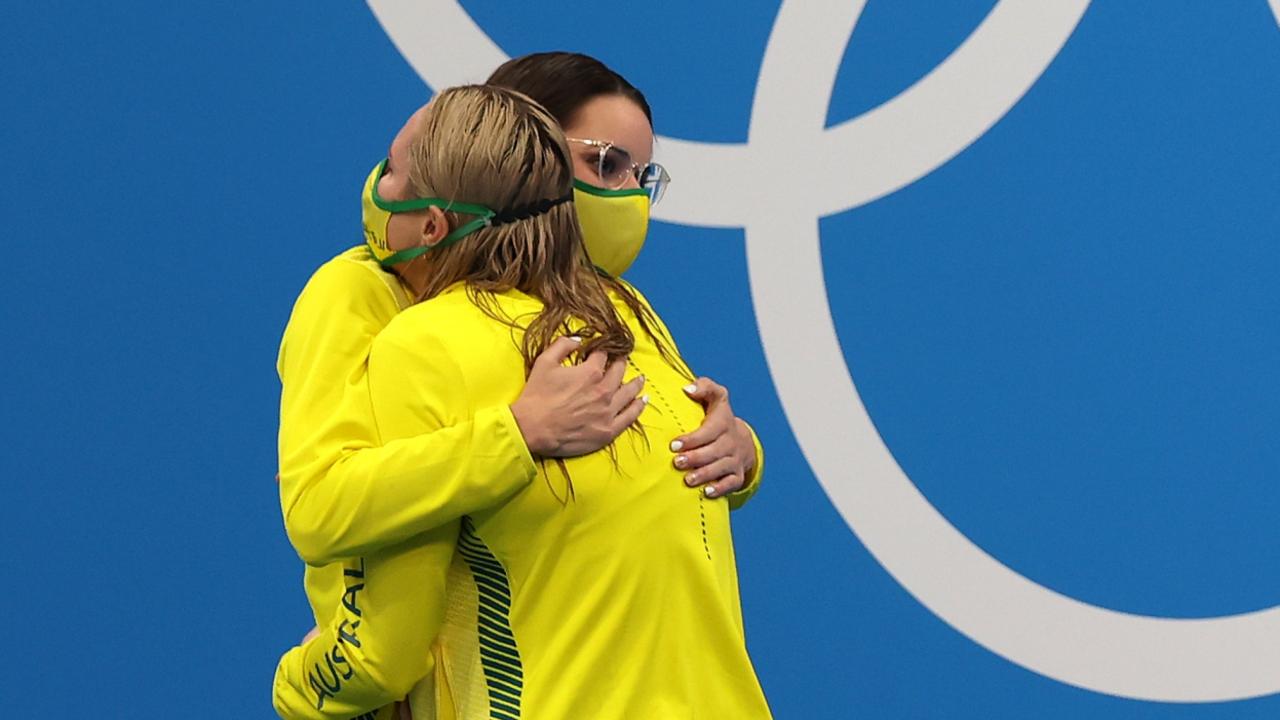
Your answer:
272;247;764;719
273;247;537;719
338;284;771;719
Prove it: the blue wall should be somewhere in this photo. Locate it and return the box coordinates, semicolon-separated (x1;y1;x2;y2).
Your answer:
4;2;1280;717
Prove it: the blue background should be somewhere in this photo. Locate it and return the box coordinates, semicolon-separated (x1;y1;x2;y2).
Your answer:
3;2;1279;717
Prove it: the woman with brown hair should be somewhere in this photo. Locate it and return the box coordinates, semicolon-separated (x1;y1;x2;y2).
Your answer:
485;52;764;502
275;83;771;719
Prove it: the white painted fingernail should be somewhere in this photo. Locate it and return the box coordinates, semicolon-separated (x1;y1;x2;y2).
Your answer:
683;384;698;394
641;394;650;405
704;485;716;497
670;440;683;452
569;336;583;343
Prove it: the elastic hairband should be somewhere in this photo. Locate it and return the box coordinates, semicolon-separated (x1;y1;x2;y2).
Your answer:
488;191;574;227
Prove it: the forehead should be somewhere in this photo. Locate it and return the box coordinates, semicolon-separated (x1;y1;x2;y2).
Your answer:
563;94;654;163
390;102;433;157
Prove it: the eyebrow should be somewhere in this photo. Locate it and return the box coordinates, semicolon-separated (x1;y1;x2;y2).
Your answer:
573;137;632;157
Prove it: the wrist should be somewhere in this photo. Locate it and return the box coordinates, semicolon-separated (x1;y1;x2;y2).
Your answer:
735;418;756;472
510;400;552;457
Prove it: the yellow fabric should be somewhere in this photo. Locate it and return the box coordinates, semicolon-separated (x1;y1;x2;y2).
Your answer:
351;283;772;719
272;246;537;719
572;182;648;277
609;287;765;508
273;545;453;720
361;162;397;263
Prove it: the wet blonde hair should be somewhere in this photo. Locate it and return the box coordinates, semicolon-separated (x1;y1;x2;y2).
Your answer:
404;84;683;378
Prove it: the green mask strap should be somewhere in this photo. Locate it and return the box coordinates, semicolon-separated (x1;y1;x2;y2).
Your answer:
572;178;650;198
377;215;494;266
371;160;496;267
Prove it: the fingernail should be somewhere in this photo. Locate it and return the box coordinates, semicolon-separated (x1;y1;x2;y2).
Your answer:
686;473;698;486
641;394;650;405
670;439;683;452
674;455;688;469
704;485;716;497
569;336;583;343
683;384;698;394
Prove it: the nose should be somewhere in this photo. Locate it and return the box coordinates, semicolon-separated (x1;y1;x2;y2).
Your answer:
619;173;642;191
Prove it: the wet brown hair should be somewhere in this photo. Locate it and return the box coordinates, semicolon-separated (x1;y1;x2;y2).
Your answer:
404;84;690;499
483;54;689;378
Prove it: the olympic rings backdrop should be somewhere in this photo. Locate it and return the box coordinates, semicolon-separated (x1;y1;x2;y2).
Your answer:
4;2;1280;717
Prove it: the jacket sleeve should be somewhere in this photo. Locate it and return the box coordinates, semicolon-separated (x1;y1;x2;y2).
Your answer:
278;257;537;566
281;379;536;566
272;526;459;719
726;421;765;511
275;314;485;719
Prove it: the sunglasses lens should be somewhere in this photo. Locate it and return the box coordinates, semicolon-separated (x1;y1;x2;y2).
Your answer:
640;163;669;204
599;145;635;188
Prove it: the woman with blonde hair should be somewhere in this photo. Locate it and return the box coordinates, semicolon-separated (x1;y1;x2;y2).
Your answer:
274;51;763;720
275;83;771;719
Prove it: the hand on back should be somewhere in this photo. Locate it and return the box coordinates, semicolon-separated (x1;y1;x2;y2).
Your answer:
670;377;757;498
511;336;647;458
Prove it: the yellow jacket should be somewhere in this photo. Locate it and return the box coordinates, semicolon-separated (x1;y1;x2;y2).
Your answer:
337;284;771;719
273;248;537;719
272;247;765;719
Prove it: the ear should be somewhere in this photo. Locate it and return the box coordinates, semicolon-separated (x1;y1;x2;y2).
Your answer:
418;206;450;247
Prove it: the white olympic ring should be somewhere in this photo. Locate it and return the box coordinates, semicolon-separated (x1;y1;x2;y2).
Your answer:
368;0;1280;701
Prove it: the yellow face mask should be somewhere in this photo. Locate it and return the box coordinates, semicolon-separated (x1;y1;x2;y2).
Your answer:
572;180;650;277
360;159;498;267
361;161;397;263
